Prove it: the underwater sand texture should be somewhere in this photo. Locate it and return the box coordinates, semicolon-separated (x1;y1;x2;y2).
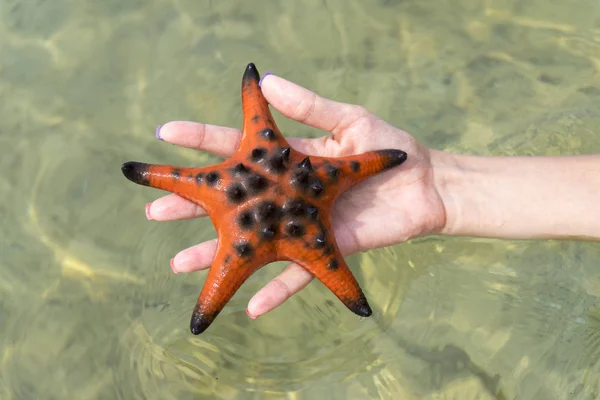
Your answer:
1;0;600;399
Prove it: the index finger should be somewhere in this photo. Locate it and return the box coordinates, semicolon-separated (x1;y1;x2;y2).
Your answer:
157;121;241;158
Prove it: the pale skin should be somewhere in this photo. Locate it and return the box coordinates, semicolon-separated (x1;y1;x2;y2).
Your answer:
147;73;600;319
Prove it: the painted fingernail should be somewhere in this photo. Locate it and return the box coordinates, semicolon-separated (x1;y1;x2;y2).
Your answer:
246;307;258;319
145;203;154;220
258;71;274;87
170;258;178;274
155;124;163;140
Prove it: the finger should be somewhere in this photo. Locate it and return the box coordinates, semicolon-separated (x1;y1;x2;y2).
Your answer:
157;121;241;158
147;194;207;221
157;119;324;160
246;263;313;319
260;74;367;135
170;239;217;274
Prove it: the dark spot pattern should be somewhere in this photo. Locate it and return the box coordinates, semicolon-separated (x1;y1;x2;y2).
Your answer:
226;183;246;203
252;114;260;124
285;220;305;237
291;168;310;186
315;234;327;248
195;173;204;185
260;128;276;141
233;163;249;175
310;180;324;197
250;147;267;162
267;153;287;173
327;259;339;270
280;147;291;162
245;174;267;193
305;205;318;219
255;201;278;222
325;164;339;181
299;157;312;170
259;225;277;240
283;198;305;216
350;161;360;172
237;211;255;229
234;241;253;257
206;172;220;186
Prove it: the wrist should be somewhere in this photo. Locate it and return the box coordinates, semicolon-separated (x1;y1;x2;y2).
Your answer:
430;150;500;238
430;149;463;236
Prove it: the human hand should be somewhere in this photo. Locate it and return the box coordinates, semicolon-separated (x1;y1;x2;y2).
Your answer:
146;73;447;318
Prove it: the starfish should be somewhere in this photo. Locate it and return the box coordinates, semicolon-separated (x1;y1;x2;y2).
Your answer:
121;63;407;335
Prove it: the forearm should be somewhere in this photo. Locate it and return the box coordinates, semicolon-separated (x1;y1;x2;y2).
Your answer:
432;150;600;241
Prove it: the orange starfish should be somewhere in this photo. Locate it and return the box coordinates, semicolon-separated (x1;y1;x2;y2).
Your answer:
121;63;407;334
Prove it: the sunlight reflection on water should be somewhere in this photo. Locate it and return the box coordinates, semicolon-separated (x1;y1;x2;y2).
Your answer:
1;0;600;399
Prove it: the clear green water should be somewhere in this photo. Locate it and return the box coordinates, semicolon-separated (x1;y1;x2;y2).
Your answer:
1;0;600;399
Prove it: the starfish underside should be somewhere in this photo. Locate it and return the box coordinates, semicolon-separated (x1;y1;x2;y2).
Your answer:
121;63;407;334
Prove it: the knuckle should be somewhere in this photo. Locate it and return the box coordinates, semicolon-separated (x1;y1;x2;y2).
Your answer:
351;105;369;117
270;277;293;301
337;105;372;133
193;124;207;148
294;92;318;123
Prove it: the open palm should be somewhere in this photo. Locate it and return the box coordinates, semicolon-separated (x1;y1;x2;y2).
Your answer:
147;74;446;318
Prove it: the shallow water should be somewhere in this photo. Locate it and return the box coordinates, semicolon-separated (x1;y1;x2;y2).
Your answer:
1;0;600;399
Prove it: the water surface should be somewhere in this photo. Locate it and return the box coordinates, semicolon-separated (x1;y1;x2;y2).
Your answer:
1;0;600;399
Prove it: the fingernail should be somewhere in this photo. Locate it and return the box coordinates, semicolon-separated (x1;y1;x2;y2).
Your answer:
170;258;178;274
246;307;258;319
145;203;154;220
259;71;274;87
155;124;163;140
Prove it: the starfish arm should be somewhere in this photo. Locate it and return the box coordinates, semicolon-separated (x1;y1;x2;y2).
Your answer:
278;150;407;205
276;219;372;317
190;235;269;334
121;161;213;207
339;149;407;180
316;149;408;195
121;160;268;216
288;247;372;317
239;63;290;153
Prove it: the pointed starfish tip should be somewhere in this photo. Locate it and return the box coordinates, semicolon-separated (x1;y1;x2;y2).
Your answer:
243;62;260;84
121;161;150;185
190;311;215;335
352;301;373;317
378;149;408;169
357;304;373;317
